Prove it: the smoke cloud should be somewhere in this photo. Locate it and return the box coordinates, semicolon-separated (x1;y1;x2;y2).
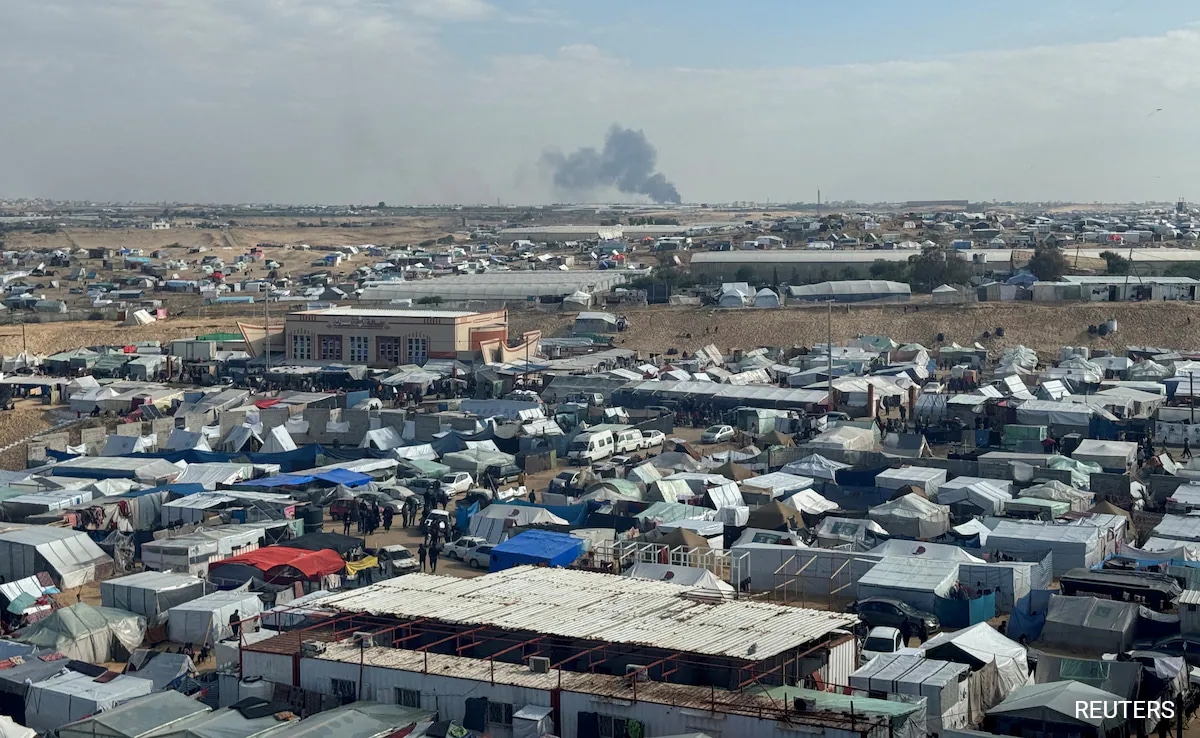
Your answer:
542;125;682;204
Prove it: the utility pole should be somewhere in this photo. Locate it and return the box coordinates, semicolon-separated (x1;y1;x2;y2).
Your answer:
264;301;271;374
827;300;834;406
1191;372;1194;424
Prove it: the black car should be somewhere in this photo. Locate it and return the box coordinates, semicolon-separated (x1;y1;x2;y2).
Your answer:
1130;635;1200;667
848;598;941;640
484;463;522;485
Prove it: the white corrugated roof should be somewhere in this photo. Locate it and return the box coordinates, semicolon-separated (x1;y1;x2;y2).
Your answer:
315;565;856;661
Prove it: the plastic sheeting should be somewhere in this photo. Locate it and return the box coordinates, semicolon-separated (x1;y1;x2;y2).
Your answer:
100;571;209;625
869;494;951;539
489;530;584;572
781;453;849;482
1039;595;1137;654
15;603;145;662
55;690;210;738
24;673;154;735
858;558;959;612
985;521;1101;576
168;591;263;646
0;526;112;589
922;622;1031;701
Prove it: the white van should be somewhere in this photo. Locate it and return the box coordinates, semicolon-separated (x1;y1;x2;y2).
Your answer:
567;430;615;464
614;428;645;454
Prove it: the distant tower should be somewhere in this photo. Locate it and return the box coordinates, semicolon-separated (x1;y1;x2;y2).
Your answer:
1177;197;1187;215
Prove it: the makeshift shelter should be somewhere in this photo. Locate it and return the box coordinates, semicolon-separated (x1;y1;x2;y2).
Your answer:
15;603;144;662
858;558;959;613
868;540;985;563
141;525;265;576
1038;595;1138;654
207;547;345;587
745;501;805;531
167;591;264;646
985;521;1101;576
0;526;112;589
850;654;971;735
781;453;849;483
23;672;154;735
468;504;570;543
440;447;515;475
625;563;736;600
124;650;196;691
806;425;877;452
54;690;210;738
935;480;1012;517
100;571;209;625
781;487;839;516
876;467;947;498
869;494;951;539
488;530;584;572
165;429;211;453
815;517;888;551
1071;439;1136;470
0;717;34;738
259;426;296;454
752;287;781;308
1019;480;1093;513
922;622;1030;701
987;681;1123;738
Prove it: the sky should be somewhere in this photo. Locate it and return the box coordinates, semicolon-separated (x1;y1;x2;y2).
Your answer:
2;0;1200;205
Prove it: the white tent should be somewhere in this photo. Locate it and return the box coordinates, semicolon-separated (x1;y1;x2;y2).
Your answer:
922;622;1031;701
1071;439;1136;470
752;288;781;308
781;487;839;516
1039;595;1138;654
858;558;959;613
985;521;1101;576
101;434;156;456
624;563;736;600
167;591;263;646
806;425;877;452
124;309;156;326
868;540;985;563
815;517;889;550
869;494;951;539
781;453;849;482
0;526;112;589
1018;481;1092;512
14;603;145;662
359;427;406;451
0;716;34;738
441;447;515;475
468;504;568;542
935;480;1012;516
259;426;296;454
100;571;209;625
24;673;153;735
165;429;211;452
876;466;947;497
931;284;963;304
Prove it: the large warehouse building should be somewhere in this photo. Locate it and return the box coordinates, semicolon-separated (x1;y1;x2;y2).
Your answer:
358;271;630;307
284;307;509;367
690;250;916;282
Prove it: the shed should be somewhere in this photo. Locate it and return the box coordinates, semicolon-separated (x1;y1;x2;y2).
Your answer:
869;494;951;539
14;602;145;662
1039;595;1138;654
850;654;971;735
24;672;153;735
931;284;964;304
100;571;210;625
167;591;264;646
858;558;959;613
489;530;584;572
922;622;1030;700
573;312;619;334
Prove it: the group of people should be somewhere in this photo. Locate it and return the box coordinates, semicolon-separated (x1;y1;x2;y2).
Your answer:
342;499;395;536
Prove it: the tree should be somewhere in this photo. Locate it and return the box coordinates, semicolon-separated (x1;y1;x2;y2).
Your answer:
1029;244;1069;281
906;246;971;293
1099;250;1130;275
1166;263;1200;279
869;259;910;283
417;295;443;305
734;266;754;283
377;201;387;208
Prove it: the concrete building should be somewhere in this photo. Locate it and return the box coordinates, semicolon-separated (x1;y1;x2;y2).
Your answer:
1030;276;1200;302
284;307;508;367
237;567;879;738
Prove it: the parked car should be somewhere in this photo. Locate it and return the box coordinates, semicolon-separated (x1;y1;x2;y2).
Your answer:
549;471;584;496
440;472;474;496
860;627;904;663
406;477;439;494
445;536;489;561
700;425;736;444
464;544;495;569
848;598;941;640
1130;635;1200;666
421;509;451;538
640;429;666;449
483;463;522;486
377;545;419;576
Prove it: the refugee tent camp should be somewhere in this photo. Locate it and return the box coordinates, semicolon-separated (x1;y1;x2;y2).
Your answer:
23;671;154;734
922;622;1031;703
0;526;113;588
857;558;959;613
1038;595;1138;654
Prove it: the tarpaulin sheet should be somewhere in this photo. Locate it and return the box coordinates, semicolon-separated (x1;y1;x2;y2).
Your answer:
344;556;378;575
489;530;584;572
209;546;345;579
312;469;372;487
506;499;590;527
45;446;320;473
237;474;316;488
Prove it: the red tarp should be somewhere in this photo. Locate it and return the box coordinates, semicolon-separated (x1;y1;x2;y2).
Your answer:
210;546;345;580
254;399;281;409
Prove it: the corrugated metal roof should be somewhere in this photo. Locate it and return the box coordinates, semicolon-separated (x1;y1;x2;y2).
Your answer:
1177;589;1200;605
315;566;856;661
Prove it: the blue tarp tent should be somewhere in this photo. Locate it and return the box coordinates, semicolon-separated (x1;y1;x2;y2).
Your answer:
312;469;372;487
489;530;584;572
238;474;316;488
456;501;480;531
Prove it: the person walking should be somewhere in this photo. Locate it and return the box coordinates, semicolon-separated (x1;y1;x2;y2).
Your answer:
229;610;241;639
341;510;352;536
400;503;410;529
417;542;428;572
1185;438;1193;461
428;542;440;573
383;506;394;533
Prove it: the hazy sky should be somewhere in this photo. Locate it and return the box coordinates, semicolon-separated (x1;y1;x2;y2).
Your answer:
3;0;1200;205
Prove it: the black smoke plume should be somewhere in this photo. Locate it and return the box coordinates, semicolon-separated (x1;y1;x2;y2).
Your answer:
542;125;682;204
